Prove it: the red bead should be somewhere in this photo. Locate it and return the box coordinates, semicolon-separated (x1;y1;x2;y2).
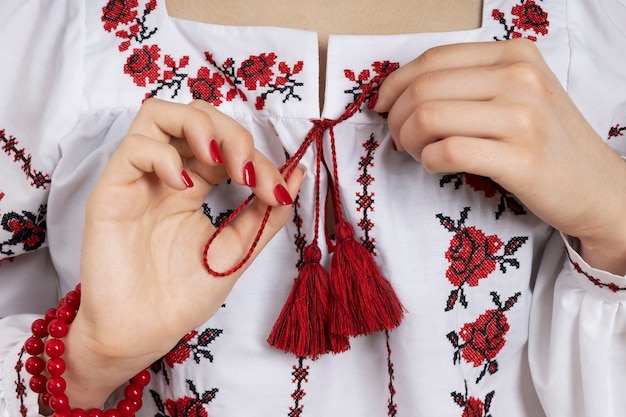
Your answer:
49;393;70;412
48;319;69;338
45;308;58;323
130;370;151;387
45;338;65;358
41;393;53;407
29;374;47;393
25;356;45;375
123;384;143;401
47;357;67;377
104;410;121;417
24;336;45;355
131;400;142;412
53;411;71;417
116;400;134;417
57;304;77;324
46;376;67;395
72;409;89;417
65;290;81;310
87;409;105;417
31;318;49;338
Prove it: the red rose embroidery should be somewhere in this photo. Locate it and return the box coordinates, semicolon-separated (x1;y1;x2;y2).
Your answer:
237;53;277;90
164;331;197;368
492;0;549;42
101;0;139;32
511;0;549;35
445;226;502;288
462;397;485;417
152;328;223;385
459;309;508;366
1;207;46;256
452;383;495;417
124;44;161;87
152;381;218;417
188;67;226;106
438;208;528;310
164;397;208;417
448;292;520;382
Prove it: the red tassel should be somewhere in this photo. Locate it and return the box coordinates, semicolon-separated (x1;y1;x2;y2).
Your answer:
329;222;405;337
268;244;349;359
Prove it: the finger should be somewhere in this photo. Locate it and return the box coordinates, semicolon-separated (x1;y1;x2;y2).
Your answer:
374;39;543;112
130;99;216;152
105;134;189;190
420;135;526;184
204;164;306;275
395;100;534;161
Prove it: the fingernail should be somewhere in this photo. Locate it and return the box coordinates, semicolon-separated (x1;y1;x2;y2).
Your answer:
243;161;256;188
273;184;293;205
391;139;398;151
181;170;194;188
209;139;223;164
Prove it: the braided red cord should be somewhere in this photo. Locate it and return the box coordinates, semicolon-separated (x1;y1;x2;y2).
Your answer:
203;75;384;277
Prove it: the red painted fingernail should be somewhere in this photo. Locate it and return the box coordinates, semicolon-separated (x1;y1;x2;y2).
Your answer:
273;184;293;205
209;139;223;164
181;170;194;188
243;161;256;188
391;139;398;151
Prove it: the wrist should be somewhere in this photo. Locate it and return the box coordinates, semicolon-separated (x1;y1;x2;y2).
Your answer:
23;285;150;415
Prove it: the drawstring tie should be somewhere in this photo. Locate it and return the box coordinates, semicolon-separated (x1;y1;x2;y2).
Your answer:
204;75;404;359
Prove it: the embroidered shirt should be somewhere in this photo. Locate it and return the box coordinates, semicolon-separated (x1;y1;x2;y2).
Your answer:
1;1;626;416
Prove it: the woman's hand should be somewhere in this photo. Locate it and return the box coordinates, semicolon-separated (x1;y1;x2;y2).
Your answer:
374;39;626;275
63;99;305;408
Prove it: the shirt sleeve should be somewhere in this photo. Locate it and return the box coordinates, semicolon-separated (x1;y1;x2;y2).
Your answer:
0;1;85;416
529;233;626;416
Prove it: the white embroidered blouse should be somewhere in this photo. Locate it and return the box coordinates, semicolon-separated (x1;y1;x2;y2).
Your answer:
1;1;626;416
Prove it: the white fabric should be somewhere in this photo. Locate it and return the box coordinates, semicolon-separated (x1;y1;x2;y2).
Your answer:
0;0;625;416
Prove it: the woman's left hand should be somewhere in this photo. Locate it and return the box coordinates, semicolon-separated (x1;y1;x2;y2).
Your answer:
374;39;626;274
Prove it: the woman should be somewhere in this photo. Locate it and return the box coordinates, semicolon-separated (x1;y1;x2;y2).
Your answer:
1;0;625;415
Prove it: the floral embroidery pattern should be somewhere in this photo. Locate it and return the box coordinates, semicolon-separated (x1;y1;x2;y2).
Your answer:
567;250;626;293
14;348;29;417
195;52;305;110
151;380;218;417
448;292;521;383
492;0;549;42
102;0;158;51
0;205;47;257
350;130;397;416
343;61;399;110
102;0;190;100
288;358;309;417
437;208;528;311
355;134;379;254
151;328;223;385
1;129;51;189
451;382;495;417
440;173;527;219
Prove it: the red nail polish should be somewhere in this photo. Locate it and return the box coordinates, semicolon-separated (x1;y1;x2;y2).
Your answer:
274;184;293;205
209;139;223;164
391;139;398;151
243;161;256;188
181;170;194;188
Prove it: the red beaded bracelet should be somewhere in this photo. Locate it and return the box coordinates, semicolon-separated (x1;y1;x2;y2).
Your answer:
23;284;151;417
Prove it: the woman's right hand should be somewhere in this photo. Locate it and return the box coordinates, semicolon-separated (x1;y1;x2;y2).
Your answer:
62;99;304;409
